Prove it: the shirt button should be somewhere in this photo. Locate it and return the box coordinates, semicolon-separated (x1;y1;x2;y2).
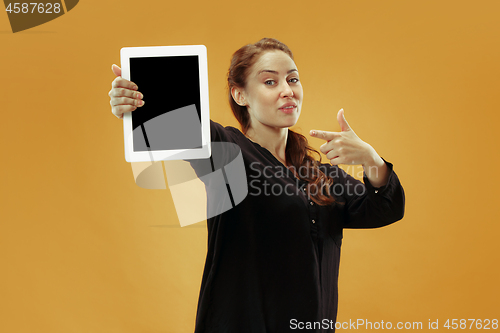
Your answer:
312;220;316;224
310;202;314;205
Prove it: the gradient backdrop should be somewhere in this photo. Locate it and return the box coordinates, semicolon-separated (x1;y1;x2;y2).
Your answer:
1;0;499;332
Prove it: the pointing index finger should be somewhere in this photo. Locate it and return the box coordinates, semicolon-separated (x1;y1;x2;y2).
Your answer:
309;130;341;141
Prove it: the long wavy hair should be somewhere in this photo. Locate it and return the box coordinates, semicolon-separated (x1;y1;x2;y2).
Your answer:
227;38;337;205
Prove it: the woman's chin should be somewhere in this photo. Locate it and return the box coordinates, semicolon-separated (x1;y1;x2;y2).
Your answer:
283;116;299;128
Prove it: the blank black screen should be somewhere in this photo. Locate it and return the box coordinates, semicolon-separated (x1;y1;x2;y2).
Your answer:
130;56;202;151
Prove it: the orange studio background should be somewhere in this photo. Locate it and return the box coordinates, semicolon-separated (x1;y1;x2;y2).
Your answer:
1;0;499;332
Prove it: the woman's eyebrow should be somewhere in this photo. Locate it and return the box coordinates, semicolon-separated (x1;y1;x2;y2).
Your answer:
257;69;298;75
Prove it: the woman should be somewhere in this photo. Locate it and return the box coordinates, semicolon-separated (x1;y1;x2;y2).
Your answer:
109;38;405;332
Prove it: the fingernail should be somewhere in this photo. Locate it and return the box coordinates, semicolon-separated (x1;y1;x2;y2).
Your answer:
132;85;138;90
136;92;143;99
311;130;316;136
139;100;145;106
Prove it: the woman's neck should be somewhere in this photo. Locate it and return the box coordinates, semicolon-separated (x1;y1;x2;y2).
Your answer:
245;123;289;166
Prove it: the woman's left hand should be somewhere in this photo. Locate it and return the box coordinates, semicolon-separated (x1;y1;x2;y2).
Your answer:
309;109;377;167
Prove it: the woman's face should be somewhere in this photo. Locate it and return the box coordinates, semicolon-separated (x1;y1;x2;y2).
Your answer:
239;50;303;131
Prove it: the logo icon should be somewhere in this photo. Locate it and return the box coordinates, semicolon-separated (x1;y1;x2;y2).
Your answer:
131;141;249;227
4;0;79;33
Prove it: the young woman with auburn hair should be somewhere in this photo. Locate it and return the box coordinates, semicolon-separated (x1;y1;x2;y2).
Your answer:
109;38;405;333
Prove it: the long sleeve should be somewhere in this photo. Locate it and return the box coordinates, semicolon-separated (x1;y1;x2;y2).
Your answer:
337;159;405;229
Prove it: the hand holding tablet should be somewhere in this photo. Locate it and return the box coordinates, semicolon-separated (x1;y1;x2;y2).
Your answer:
110;45;211;162
109;64;144;119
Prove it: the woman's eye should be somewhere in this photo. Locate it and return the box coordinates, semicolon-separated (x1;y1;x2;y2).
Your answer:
265;80;276;86
289;78;299;83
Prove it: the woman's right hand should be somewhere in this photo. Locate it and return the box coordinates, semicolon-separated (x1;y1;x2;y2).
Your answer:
108;64;145;119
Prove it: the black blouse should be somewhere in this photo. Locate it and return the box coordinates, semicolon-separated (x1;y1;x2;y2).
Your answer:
193;121;405;333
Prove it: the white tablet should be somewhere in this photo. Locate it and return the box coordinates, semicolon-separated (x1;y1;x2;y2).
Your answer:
120;45;211;162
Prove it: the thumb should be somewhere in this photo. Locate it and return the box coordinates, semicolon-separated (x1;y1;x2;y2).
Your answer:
337;108;351;132
111;64;122;77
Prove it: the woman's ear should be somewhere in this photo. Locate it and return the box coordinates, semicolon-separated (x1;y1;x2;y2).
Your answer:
231;86;247;106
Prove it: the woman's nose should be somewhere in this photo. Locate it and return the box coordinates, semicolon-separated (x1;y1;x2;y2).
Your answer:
280;82;294;98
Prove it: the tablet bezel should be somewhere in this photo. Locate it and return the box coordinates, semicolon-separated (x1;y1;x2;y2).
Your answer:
120;45;211;162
